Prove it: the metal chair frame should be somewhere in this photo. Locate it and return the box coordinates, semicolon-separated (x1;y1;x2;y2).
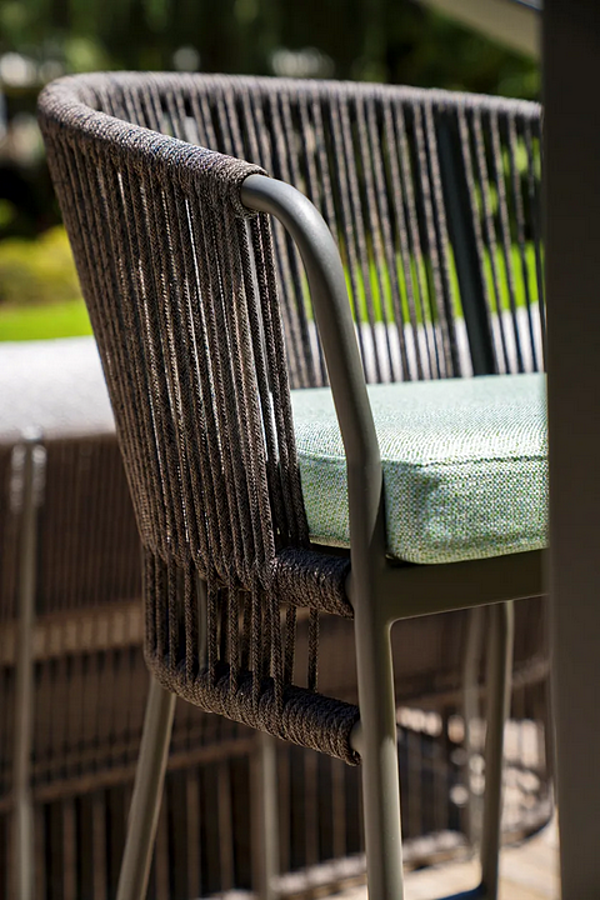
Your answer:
12;432;43;900
115;174;543;900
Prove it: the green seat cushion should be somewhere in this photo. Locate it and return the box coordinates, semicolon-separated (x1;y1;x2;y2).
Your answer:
290;373;547;565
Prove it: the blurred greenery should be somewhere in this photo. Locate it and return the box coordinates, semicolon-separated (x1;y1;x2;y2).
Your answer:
0;0;540;340
0;226;89;340
0;296;90;339
0;0;539;94
0;226;81;306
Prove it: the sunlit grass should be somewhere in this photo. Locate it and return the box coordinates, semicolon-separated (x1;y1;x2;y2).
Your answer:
0;299;92;341
341;241;541;327
482;242;542;315
0;226;91;342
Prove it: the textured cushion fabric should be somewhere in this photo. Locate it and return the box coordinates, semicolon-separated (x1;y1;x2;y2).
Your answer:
291;373;547;565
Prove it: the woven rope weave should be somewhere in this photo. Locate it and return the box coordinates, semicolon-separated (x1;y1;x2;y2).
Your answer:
38;73;544;763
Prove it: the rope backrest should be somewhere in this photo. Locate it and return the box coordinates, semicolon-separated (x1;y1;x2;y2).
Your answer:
39;75;307;579
39;75;359;762
74;73;543;382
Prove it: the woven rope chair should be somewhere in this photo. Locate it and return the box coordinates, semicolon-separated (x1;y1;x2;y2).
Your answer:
38;73;546;900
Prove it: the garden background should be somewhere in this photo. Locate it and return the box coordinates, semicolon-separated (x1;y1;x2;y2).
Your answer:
0;0;538;341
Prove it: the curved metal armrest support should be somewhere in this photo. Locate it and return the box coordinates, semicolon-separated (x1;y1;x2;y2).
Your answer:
241;171;399;900
241;174;387;574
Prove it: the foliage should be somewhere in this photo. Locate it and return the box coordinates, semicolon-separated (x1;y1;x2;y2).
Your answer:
0;296;91;340
0;0;539;98
0;225;91;340
0;0;540;339
0;225;82;307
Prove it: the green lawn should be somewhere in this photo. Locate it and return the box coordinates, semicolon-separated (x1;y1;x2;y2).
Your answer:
342;241;541;327
0;298;92;341
0;226;92;342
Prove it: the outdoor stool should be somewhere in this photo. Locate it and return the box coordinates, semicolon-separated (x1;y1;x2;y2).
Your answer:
38;73;547;900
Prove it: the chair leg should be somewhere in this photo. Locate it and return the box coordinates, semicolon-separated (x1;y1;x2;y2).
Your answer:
13;433;44;900
353;609;405;900
478;601;515;900
463;607;486;847
352;594;514;900
116;676;176;900
252;732;279;900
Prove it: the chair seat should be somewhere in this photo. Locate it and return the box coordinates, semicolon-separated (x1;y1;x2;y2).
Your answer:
291;373;547;565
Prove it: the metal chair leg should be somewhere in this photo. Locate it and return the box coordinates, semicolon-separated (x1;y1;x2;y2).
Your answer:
252;732;279;900
352;611;404;900
116;676;176;900
432;602;515;900
479;601;514;900
352;599;513;900
463;607;486;848
13;432;45;900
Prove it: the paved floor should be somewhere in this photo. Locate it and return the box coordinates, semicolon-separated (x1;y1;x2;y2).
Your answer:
333;820;559;900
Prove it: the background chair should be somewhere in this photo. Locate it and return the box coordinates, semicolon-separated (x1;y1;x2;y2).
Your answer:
0;340;549;900
0;341;278;900
38;73;547;900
